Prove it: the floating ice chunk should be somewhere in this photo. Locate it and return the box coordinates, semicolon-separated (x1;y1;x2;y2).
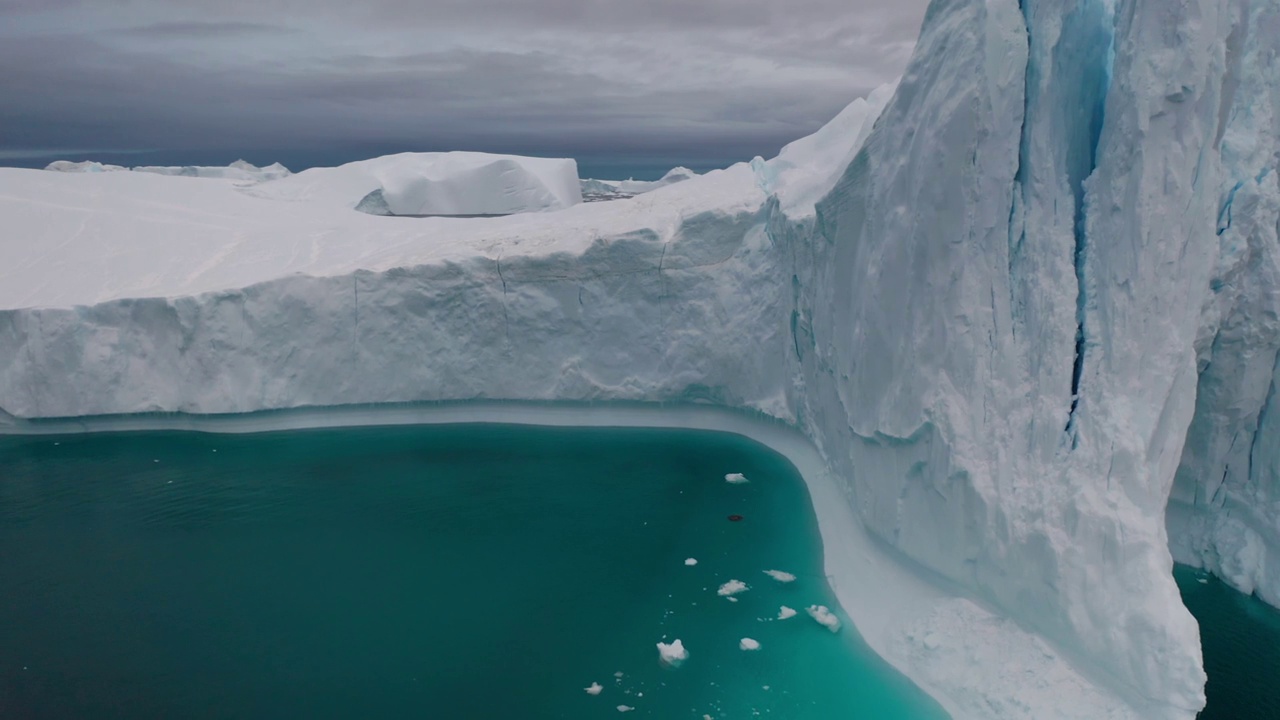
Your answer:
763;570;796;583
777;606;797;620
739;638;760;651
727;597;739;603
617;705;634;713
806;605;841;632
717;580;748;596
685;558;698;566
657;639;688;668
724;472;749;484
585;682;603;695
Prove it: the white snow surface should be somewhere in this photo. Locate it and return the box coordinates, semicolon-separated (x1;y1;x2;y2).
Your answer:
245;151;581;216
1;1;1277;719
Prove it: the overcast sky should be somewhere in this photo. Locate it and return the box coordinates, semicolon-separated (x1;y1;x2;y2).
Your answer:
0;0;928;175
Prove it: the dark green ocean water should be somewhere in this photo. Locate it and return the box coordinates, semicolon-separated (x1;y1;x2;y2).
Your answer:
1175;564;1280;719
0;424;948;720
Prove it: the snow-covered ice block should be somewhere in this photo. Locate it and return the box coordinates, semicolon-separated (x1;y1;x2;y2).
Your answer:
247;151;581;216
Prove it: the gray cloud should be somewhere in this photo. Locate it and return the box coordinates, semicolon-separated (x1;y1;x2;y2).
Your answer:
116;21;296;38
0;0;929;170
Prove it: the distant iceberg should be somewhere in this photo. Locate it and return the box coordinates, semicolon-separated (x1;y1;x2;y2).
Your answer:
45;158;290;184
580;166;698;199
247;151;582;217
44;160;127;173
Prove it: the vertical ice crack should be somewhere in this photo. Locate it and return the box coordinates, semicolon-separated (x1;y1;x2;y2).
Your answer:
1060;0;1116;442
495;255;510;339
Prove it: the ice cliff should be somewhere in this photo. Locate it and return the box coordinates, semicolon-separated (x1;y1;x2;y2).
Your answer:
1;0;1277;718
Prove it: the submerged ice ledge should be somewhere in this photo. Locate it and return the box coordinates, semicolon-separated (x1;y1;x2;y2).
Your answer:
0;400;1140;720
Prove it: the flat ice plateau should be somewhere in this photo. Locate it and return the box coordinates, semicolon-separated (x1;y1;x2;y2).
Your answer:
1;0;1278;718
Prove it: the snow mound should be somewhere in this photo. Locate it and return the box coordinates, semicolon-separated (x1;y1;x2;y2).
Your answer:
248;151;582;216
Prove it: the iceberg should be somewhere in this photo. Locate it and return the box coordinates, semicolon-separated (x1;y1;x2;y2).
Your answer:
132;160;292;184
44;160;127;173
45;159;290;183
580;167;699;199
0;0;1277;719
245;151;582;216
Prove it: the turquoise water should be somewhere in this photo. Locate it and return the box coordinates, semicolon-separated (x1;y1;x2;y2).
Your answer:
0;424;948;719
1175;565;1280;719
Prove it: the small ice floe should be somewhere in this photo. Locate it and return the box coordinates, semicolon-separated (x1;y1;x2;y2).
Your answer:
617;705;635;713
614;671;624;678
717;580;749;597
726;597;739;603
685;558;698;566
739;638;761;651
657;639;688;668
807;605;841;632
725;472;749;484
777;606;797;620
1197;578;1209;584
763;570;796;583
585;682;603;695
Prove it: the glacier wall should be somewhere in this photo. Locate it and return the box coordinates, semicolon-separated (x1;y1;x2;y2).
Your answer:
1;0;1278;718
1167;0;1280;606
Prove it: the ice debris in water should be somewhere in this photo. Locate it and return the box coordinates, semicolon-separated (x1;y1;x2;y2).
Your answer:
657;639;688;668
717;580;748;596
685;558;698;566
806;605;841;632
617;705;634;713
724;472;749;484
777;606;797;620
739;638;761;651
585;682;603;695
763;569;796;583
